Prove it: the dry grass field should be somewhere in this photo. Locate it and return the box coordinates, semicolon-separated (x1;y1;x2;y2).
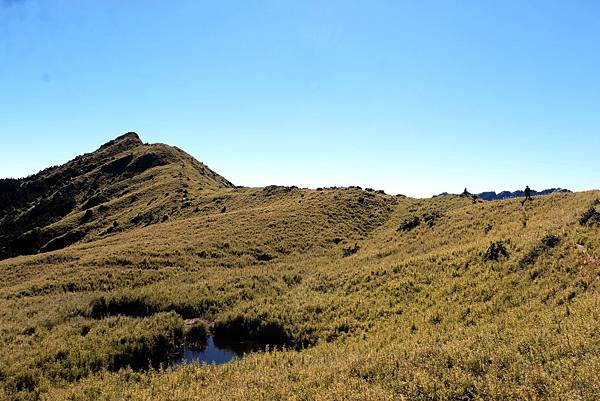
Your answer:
1;135;599;400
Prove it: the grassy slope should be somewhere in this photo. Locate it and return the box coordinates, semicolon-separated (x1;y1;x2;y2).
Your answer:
1;178;599;400
0;133;233;259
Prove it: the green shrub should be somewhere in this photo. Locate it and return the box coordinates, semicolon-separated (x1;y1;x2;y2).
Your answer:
342;243;360;257
4;313;184;394
483;241;509;262
398;216;421;232
213;314;292;346
186;322;209;346
520;234;561;268
89;295;160;318
423;211;443;227
580;205;600;226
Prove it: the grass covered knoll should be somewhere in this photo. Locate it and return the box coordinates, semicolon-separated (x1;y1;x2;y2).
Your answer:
0;189;599;400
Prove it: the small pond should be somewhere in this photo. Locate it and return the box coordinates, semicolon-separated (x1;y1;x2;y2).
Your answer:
172;336;262;366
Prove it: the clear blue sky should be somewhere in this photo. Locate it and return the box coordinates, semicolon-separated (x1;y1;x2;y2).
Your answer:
1;0;599;197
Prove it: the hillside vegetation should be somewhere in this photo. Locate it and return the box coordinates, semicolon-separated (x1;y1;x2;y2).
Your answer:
0;134;599;400
0;133;232;260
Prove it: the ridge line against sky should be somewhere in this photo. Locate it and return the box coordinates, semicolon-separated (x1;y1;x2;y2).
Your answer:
1;1;599;197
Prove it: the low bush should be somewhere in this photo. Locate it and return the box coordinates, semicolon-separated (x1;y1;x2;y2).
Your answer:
40;230;86;253
3;313;184;394
213;314;292;346
186;321;209;346
423;211;443;227
520;234;561;268
579;205;600;226
342;243;360;257
398;211;443;232
483;241;509;262
88;293;221;320
398;216;421;232
89;295;160;318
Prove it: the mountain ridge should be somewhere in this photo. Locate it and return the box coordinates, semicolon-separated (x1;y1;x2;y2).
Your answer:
0;132;233;260
0;133;581;261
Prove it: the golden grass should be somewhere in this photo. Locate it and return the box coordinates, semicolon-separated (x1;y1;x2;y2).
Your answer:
0;187;599;400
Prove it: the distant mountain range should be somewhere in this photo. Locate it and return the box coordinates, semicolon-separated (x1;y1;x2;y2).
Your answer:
476;188;571;201
434;188;572;200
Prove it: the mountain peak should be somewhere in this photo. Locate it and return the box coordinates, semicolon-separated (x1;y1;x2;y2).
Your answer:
98;132;143;152
118;131;141;141
0;132;233;259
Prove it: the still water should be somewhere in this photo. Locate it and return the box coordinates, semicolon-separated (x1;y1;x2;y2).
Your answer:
173;336;259;366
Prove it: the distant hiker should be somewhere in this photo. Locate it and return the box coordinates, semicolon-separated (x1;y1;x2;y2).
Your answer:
522;186;533;205
462;188;470;197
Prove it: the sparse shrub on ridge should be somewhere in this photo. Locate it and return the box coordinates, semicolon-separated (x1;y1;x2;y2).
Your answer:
342;243;360;257
520;234;561;268
579;204;600;226
423;211;443;227
81;209;93;223
397;211;443;232
483;241;509;262
398;216;421;232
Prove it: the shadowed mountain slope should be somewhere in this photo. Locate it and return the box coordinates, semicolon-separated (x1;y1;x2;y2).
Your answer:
0;132;233;260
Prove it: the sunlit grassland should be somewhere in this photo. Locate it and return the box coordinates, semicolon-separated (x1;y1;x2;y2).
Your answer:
1;188;599;400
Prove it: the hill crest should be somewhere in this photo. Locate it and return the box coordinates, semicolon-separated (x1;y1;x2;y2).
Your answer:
0;132;233;259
